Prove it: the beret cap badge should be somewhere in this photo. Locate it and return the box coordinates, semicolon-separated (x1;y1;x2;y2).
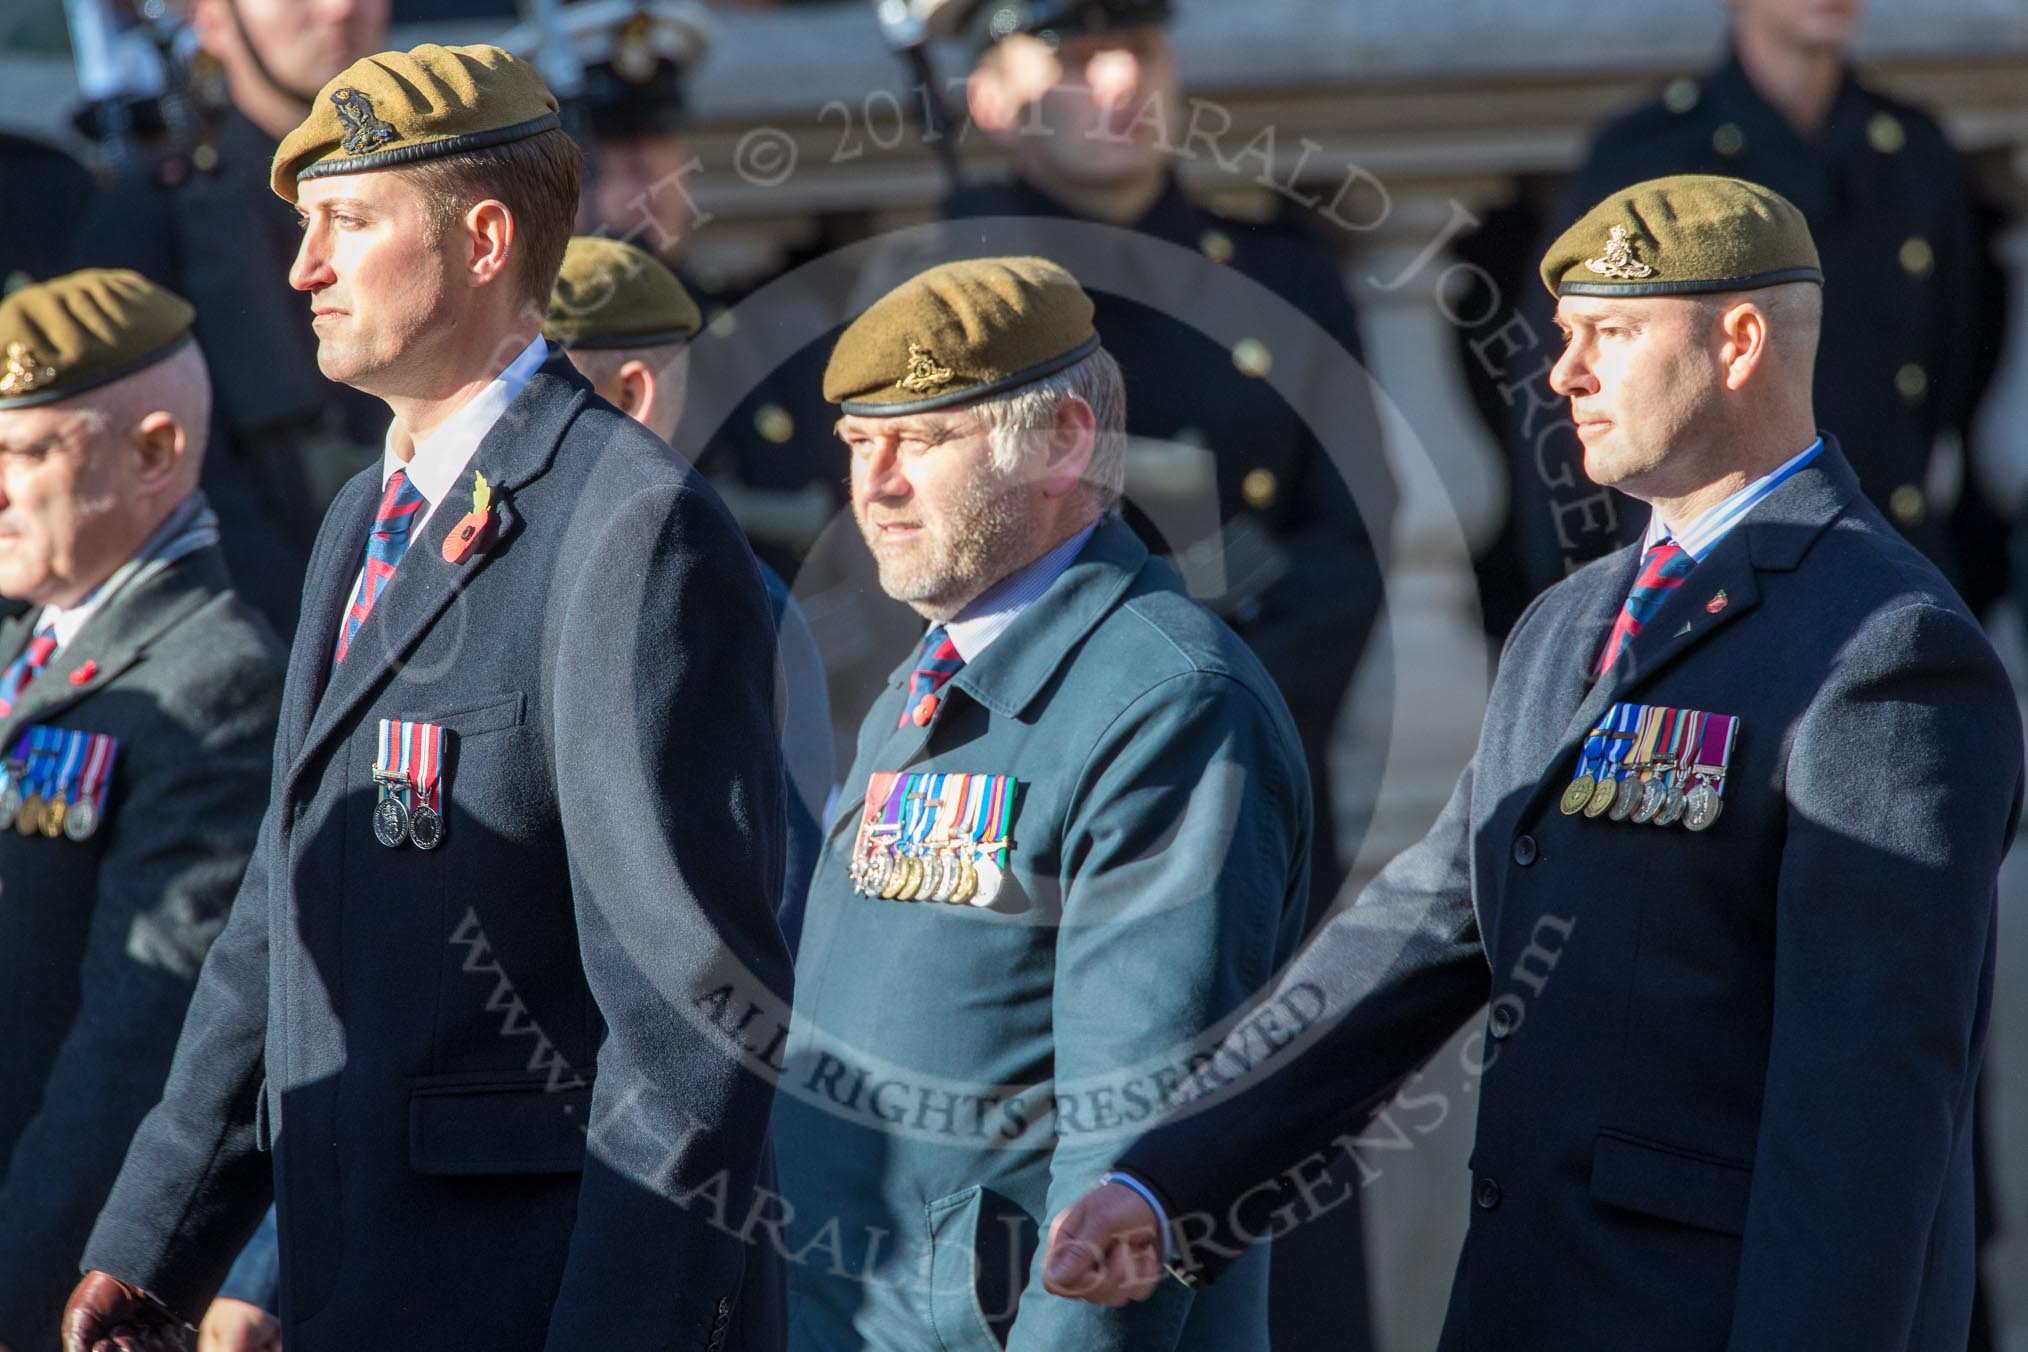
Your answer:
1584;225;1655;281
0;342;55;398
332;87;399;156
899;343;956;395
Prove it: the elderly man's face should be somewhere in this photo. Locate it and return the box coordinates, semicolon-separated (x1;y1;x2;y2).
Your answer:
0;401;123;607
841;407;1042;619
290;171;456;394
582;132;699;264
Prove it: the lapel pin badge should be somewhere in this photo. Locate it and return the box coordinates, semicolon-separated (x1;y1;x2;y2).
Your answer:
442;471;495;564
1706;589;1728;614
69;661;97;686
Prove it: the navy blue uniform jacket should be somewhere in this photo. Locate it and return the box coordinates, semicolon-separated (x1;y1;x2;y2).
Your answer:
83;353;794;1352
1118;442;2022;1351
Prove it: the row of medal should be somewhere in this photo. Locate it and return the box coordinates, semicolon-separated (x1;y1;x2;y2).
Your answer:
0;726;119;842
1559;702;1739;832
371;719;446;850
848;771;1017;908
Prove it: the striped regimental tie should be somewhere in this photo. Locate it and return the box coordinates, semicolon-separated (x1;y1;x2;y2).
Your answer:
0;623;57;717
334;468;427;668
1595;540;1697;677
899;625;966;728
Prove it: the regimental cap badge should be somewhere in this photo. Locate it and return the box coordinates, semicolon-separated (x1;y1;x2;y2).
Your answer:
1584;225;1656;281
0;342;55;398
613;10;660;84
899;342;955;394
332;86;399;156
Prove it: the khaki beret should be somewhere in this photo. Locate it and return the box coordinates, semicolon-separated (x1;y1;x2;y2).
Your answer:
271;44;560;203
0;269;195;411
1539;174;1822;299
544;237;702;349
825;257;1099;416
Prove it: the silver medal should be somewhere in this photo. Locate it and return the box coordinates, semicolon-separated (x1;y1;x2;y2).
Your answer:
373;796;410;848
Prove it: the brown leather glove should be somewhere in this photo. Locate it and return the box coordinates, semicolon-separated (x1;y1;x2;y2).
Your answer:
62;1271;188;1352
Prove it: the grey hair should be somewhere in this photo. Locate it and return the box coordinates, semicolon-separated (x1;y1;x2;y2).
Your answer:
967;345;1127;512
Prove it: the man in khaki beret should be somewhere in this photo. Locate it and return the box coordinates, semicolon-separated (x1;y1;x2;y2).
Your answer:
0;270;283;1352
68;44;790;1352
771;255;1312;1350
1048;175;2021;1352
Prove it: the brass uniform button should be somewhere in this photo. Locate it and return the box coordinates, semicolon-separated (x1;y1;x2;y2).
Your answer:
1712;123;1746;157
1232;338;1272;379
1889;484;1926;526
1663;78;1701;114
1895;362;1929;403
1899;237;1934;280
1868;112;1907;154
754;403;795;444
192;143;221;173
1242;468;1279;511
1199;230;1235;265
707;307;737;339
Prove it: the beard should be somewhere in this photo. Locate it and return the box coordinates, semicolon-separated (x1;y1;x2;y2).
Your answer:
858;464;1044;619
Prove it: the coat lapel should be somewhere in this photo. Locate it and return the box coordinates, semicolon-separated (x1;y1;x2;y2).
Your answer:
0;548;232;750
1530;442;1861;815
285;356;587;792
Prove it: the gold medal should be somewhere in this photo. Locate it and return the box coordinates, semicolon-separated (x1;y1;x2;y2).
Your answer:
879;852;909;900
40;797;65;838
16;794;43;835
1584;775;1618;818
1560;776;1597;816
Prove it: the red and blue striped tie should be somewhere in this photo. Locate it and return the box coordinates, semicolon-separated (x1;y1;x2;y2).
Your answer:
0;623;57;717
334;468;426;667
899;625;965;728
1596;540;1696;677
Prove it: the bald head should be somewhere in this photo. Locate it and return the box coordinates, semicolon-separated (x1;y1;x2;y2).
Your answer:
0;340;214;607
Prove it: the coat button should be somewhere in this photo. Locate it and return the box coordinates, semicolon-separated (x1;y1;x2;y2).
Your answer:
1488;1002;1518;1040
1512;834;1538;866
1475;1177;1503;1210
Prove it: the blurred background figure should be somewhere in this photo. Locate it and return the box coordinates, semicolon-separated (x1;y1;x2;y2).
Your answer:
1491;0;2010;621
0;268;283;1352
0;135;90;292
63;0;394;641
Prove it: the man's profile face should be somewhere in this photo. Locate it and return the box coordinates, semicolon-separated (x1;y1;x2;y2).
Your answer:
289;172;456;393
198;0;391;99
1549;294;1725;495
0;402;121;607
1729;0;1865;53
980;25;1179;191
841;407;1041;619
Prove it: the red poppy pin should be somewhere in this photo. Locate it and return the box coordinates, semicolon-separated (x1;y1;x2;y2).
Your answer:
442;471;494;564
1706;590;1729;614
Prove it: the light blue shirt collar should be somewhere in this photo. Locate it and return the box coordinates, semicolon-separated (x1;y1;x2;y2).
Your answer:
1643;437;1824;561
943;520;1101;663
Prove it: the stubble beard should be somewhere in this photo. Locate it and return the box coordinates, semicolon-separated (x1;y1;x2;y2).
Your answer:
861;467;1042;620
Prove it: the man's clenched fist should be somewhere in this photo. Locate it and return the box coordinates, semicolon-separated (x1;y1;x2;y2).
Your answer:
1042;1180;1167;1308
62;1271;185;1352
